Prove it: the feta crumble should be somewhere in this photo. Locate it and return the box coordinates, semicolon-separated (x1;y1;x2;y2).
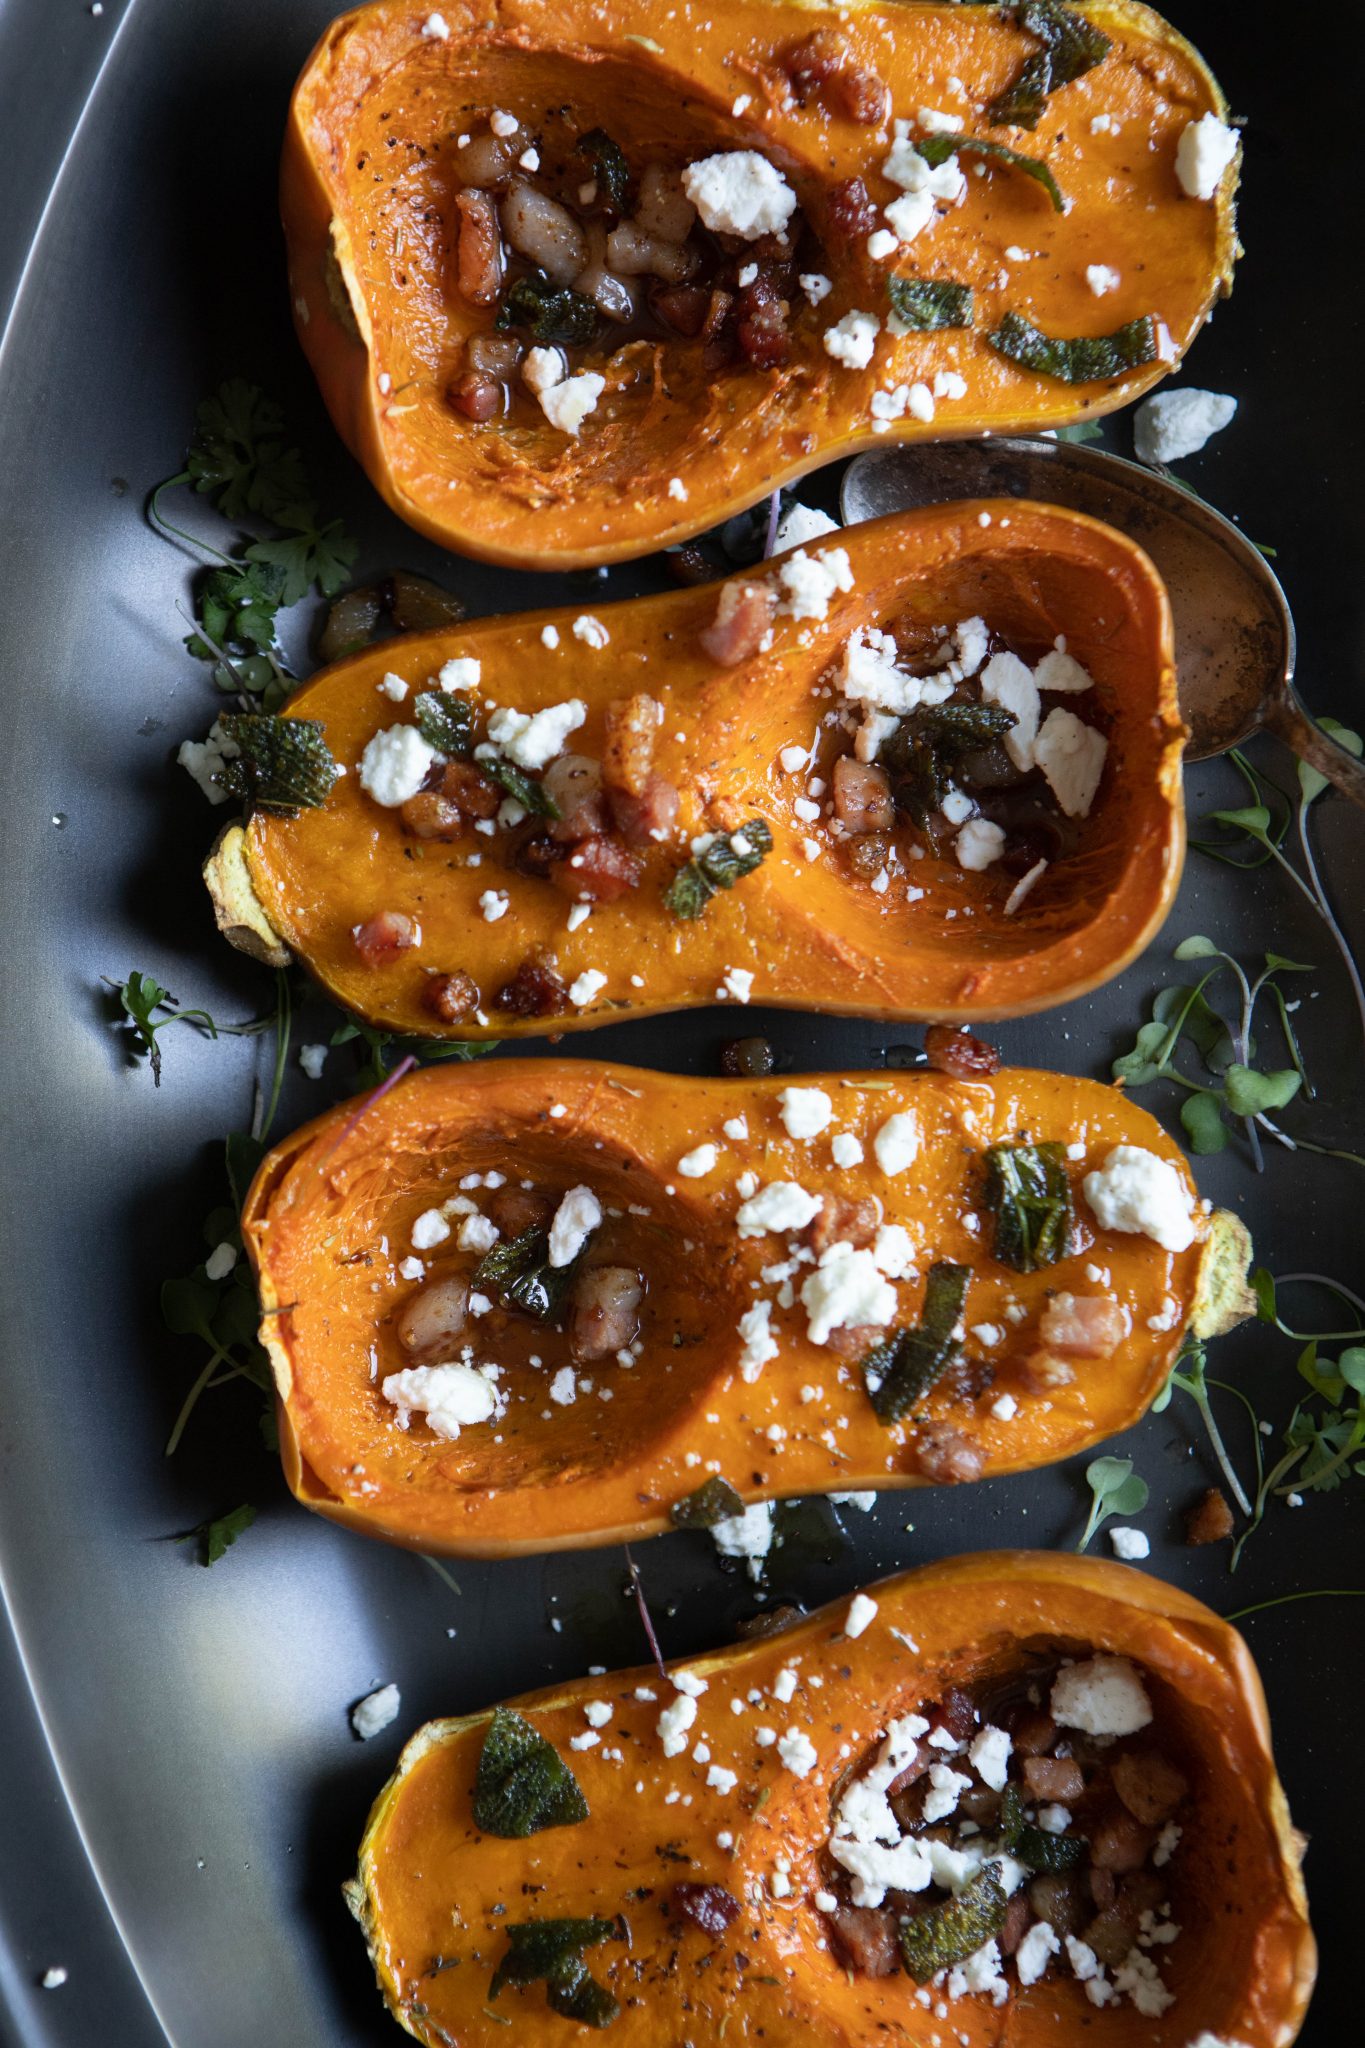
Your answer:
569;968;608;1007
775;545;855;621
872;1112;919;1176
351;1683;400;1738
775;502;840;551
823;311;880;370
1034;706;1108;818
548;1185;602;1265
737;1300;779;1382
381;1363;498;1438
1051;1654;1152;1737
678;1142;719;1178
1175;113;1238;201
1110;1526;1151;1562
844;1591;878;1638
1134;388;1237;465
484;698;586;770
1083;1145;1195;1252
779;1085;834;1139
800;1244;897;1345
711;1500;775;1577
682;152;797;239
359;724;436;807
777;1727;818;1777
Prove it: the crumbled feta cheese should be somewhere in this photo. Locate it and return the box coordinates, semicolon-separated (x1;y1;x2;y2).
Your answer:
823;311;880;370
411;1208;450;1250
799;272;833;305
867;227;899;261
1016;1919;1061;1986
968;1724;1012;1791
548;1366;577;1405
1134;388;1237;465
40;1967;68;1990
801;1244;897;1344
1175;112;1238;200
829;1490;876;1513
723;1114;749;1141
421;13;449;40
771;1667;798;1704
844;1592;878;1639
872;1112;919;1176
918;106;964;134
737;1181;823;1236
872;1224;914;1279
177;720;239;804
882;189;935;246
923;1762;971;1822
682;152;797;239
658;1692;698;1755
1034;706;1108;818
359;724;436;807
956;817;1006;871
540;624;560;650
737;1300;779;1382
667;476;688;501
882;123;966;204
775;546;855;621
1086;263;1121;296
991;1391;1018;1422
479;889;509;923
777;1728;818;1777
775;502;839;551
537;369;605;435
719;965;754;1004
485;698;586;770
522;345;565;396
831;1132;864;1169
569;1729;600;1751
1083;1145;1195;1252
711;1501;775;1577
1003;858;1047;916
1110;1526;1151;1562
489;108;518;138
438;655;481;693
678;1142;719;1178
298;1042;328;1081
1113;1947;1175;2017
1033;648;1093;694
351;1683;400;1738
673;1669;708;1697
548;1185;602;1265
583;1699;613;1728
1051;1654;1152;1737
377;671;409;701
381;1363;498;1438
779;1086;834;1139
569;968;608;1007
707;1764;738;1794
981;650;1040;771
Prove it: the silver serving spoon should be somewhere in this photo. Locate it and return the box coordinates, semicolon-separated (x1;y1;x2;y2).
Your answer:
841;436;1365;807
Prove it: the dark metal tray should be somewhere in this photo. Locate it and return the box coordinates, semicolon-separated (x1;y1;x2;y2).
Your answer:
0;3;1360;2043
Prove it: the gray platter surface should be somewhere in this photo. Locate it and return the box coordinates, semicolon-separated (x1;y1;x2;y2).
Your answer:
0;3;1360;2044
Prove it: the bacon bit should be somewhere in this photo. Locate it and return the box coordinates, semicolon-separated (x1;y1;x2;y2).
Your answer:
401;790;465;840
422;970;479;1023
922;1022;1001;1078
930;1686;977;1741
1184;1485;1234;1546
603;693;661;797
569;1265;644;1361
654;283;710;337
824;1903;899;1977
670;1883;741;1937
913;1422;985;1484
1089;1806;1155;1874
782;30;891;125
827;1322;885;1360
826;175;879;243
485;1185;554;1237
998;1892;1032;1958
700;580;776;666
805;1194;880;1256
510;832;561;879
1011;1711;1058;1756
550;833;643;902
452;188;504;306
608;774;681;847
447;369;502;421
1022;1755;1085;1803
496;956;570;1017
354;911;419;965
736;275;789;371
700;286;734;346
1038;1294;1128;1360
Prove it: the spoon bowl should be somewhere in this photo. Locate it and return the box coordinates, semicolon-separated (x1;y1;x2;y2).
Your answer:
841;437;1365;805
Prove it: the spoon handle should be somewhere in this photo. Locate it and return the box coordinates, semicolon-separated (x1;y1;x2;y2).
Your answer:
1265;688;1365;811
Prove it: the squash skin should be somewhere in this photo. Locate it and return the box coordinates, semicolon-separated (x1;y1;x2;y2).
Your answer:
210;500;1186;1037
348;1551;1315;2048
243;1060;1252;1557
282;0;1239;569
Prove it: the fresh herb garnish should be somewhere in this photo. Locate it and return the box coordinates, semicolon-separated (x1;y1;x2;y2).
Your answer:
413;691;473;758
213;712;340;813
898;1864;1007;1980
474;1228;588;1322
151;380;358;706
177;1502;257;1567
885;275;974;331
669;1476;747;1529
982;1141;1073;1272
987;310;1159;385
664;819;773;920
1053;419;1104;444
496;273;599;347
988;0;1112;130
574;128;632;212
472;1707;590;1838
329;1019;500;1089
865;1262;972;1423
999;1783;1087;1870
481;755;560;818
105;970;227;1086
1076;1455;1149;1552
489;1917;627;2029
918;131;1064;212
883;703;1015;822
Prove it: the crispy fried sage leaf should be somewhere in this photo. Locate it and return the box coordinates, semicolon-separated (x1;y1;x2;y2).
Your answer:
865;1261;972;1423
497;272;599;345
986;310;1159;385
480;755;561;818
214;714;339;812
665;818;773;919
474;1227;589;1320
886;275;974;332
1000;1783;1088;1871
574;127;633;212
884;703;1015;824
983;1141;1073;1272
917;131;1064;212
670;1476;747;1529
899;1864;1008;1980
489;1916;628;2030
989;0;1113;130
413;690;472;757
472;1706;590;1837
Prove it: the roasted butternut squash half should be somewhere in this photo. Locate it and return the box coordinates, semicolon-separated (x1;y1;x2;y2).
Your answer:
243;1060;1252;1556
347;1551;1314;2046
282;0;1239;567
205;500;1185;1034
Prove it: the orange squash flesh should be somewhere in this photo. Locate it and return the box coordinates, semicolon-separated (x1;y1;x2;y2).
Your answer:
348;1552;1315;2047
282;0;1238;568
208;500;1185;1037
243;1060;1252;1557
